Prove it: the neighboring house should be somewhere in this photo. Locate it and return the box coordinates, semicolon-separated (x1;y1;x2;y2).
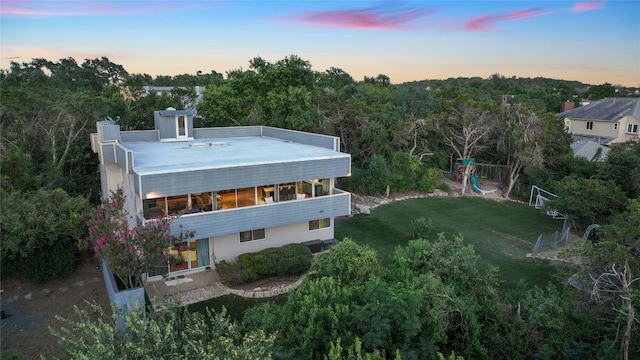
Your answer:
91;108;351;279
559;97;640;146
570;136;610;161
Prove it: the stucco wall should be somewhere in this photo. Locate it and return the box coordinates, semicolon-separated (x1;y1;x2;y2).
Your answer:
212;220;334;263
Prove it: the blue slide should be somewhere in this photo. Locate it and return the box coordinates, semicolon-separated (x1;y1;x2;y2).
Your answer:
470;174;497;195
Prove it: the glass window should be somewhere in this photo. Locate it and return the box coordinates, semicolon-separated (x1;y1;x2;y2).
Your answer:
191;192;213;212
143;197;166;219
260;185;275;204
613;123;619;131
218;189;237;210
240;229;266;243
586;121;593;130
236;187;256;208
278;183;296;201
166;195;188;215
627;123;639;134
309;218;331;231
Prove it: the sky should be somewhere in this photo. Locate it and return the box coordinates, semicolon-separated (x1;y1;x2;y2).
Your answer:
1;1;639;86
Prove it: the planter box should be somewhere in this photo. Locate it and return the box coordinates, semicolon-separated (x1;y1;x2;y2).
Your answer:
101;260;146;331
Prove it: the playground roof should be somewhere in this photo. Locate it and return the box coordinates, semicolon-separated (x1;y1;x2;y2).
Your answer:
558;97;640;122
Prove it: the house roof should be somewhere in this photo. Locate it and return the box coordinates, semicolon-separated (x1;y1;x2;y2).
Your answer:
570;137;610;160
571;134;616;146
123;136;349;176
559;97;640;122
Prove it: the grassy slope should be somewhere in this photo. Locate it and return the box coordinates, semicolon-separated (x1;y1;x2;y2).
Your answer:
335;197;565;289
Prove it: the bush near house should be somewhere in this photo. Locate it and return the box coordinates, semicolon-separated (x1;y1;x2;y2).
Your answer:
217;244;312;285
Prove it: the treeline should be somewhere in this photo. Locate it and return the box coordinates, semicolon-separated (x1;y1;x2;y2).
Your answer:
1;56;638;358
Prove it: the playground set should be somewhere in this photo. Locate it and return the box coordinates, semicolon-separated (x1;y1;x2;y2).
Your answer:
452;158;501;195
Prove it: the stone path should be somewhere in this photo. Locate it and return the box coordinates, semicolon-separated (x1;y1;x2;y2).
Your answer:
148;274;306;310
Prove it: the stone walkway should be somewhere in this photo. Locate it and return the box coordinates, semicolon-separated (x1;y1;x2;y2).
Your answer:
145;270;305;310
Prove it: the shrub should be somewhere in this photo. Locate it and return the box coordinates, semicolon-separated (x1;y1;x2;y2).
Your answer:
215;260;250;286
418;168;442;193
219;244;312;285
0;189;88;283
409;217;439;240
437;182;451;193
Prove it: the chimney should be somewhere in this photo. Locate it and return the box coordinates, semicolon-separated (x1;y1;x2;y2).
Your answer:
560;101;575;112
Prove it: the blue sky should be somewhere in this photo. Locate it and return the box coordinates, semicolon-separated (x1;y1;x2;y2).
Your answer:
1;1;639;86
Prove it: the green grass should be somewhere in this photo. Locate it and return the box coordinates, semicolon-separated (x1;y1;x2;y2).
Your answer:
336;197;565;289
192;197;564;316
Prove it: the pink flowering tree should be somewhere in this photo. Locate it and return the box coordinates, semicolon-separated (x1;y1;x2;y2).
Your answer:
80;187;194;289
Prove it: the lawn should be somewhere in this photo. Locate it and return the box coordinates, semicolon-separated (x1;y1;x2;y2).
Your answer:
335;196;566;289
192;197;565;316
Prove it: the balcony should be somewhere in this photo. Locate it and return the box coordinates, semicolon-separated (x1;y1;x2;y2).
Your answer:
140;190;350;239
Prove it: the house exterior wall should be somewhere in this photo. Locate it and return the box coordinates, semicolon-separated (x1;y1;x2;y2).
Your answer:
162;191;350;239
565;115;639;144
567;118;620;140
618;115;640;143
137;158;350;198
212;220;334;263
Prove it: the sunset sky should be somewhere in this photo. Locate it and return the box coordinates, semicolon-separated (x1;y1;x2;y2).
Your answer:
1;0;639;86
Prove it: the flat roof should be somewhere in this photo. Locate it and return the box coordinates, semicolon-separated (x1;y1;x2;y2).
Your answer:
125;136;349;175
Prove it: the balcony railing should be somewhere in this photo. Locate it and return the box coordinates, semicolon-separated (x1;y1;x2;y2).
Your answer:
139;190;350;239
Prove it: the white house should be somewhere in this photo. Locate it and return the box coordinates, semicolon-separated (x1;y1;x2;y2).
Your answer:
560;97;640;146
91;108;351;279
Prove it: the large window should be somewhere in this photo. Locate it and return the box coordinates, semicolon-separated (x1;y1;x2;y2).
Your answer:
627;123;639;134
240;229;266;243
278;183;296;201
166;195;188;215
309;218;330;231
191;192;213;212
218;189;237;210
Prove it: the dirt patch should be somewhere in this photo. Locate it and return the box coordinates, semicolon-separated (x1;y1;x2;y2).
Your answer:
0;256;110;359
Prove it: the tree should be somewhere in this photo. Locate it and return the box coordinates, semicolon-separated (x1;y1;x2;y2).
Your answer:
591;260;639;360
80;187;193;288
587;83;616;100
498;103;545;198
600;141;640;199
51;302;274;359
547;176;628;227
312;238;381;284
563;200;640;359
437;100;499;194
0;188;89;282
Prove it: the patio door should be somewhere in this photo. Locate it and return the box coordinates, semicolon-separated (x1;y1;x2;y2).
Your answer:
169;238;210;273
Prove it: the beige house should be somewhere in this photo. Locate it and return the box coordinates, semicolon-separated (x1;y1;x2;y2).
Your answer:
560;97;640;146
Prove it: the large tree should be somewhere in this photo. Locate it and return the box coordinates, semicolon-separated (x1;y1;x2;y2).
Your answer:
497;103;546;198
437;99;500;194
52;303;274;359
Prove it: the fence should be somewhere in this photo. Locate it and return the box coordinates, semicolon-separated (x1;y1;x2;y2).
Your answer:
532;219;570;255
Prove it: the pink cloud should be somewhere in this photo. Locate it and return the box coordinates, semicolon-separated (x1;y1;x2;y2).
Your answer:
294;4;437;30
572;1;605;12
465;7;547;31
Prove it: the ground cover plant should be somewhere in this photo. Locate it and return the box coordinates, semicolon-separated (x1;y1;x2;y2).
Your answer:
335;196;565;288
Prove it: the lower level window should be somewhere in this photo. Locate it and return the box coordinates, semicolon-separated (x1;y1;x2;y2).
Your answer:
240;228;266;243
309;218;330;231
627;123;639;134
